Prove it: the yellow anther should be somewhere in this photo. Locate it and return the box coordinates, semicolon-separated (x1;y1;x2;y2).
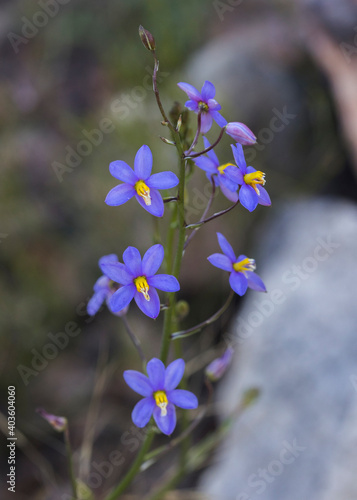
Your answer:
217;162;235;175
244;171;266;195
134;276;150;301
154;390;168;417
233;258;256;273
198;101;209;112
135;180;151;206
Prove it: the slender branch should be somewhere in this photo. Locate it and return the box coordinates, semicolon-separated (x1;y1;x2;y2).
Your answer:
184;126;226;159
171;290;234;340
152;51;176;134
185;111;202;156
64;427;78;500
163;196;178;203
185;199;239;230
184;176;216;250
121;315;146;365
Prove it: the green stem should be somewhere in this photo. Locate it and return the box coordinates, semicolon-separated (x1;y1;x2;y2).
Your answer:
103;431;154;500
64;427;77;500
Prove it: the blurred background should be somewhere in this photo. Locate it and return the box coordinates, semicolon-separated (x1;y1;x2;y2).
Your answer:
1;0;357;499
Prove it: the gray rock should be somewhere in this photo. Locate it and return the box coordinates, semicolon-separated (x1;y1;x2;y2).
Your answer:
199;198;357;500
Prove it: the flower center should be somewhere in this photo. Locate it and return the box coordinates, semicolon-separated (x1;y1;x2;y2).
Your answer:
198;101;209;113
135;180;151;206
154;390;168;417
134;276;150;301
233;258;256;273
243;171;266;195
217;162;235;175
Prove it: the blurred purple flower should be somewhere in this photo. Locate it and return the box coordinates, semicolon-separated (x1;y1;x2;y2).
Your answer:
105;145;179;217
36;408;67;432
100;244;180;319
208;233;266;296
177;80;227;134
124;358;198;435
225;122;257;145
205;347;233;382
193;137;239;203
87;254;128;317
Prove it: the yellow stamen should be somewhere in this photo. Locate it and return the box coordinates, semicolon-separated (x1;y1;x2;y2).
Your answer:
135;180;151;206
154;390;168;417
233;258;256;273
244;171;266;195
217;162;235;175
134;276;150;301
198;101;209;112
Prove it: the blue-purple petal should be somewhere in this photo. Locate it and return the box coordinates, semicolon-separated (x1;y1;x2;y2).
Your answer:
153;403;176;435
200;113;213;134
246;271;266;292
216;232;236;262
134;145;152;180
220;182;239;203
132;397;155;427
123;370;153;397
210;110;227;127
146;171;179;190
207;99;221;111
100;261;134;285
109;161;137;185
98;254;118;267
135;188;164;217
194;156;217;174
219;174;238;193
123;246;142;276
164;358;185;391
146;358;166;390
148;274;180;292
142;244;164;277
109;284;136;313
105;183;135;206
258;185;271;207
224;165;244;185
167;389;198;409
229;271;248;296
208;253;233;272
203;137;220;165
87;290;107;316
134;286;160;319
231;144;247;172
185;99;199;111
177;82;201;101
93;274;111;292
239;183;259;212
201;80;215;101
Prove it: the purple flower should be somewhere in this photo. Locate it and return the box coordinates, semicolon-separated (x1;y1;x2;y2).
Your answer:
177;81;227;134
208;233;266;296
193;137;239;203
87;254;128;317
205;347;233;382
105;145;179;218
100;244;180;319
225;122;257;145
36;408;67;432
231;143;271;212
124;358;198;435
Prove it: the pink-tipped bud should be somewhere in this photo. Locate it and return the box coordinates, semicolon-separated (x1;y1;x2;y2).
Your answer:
205;347;233;382
225;122;257;145
138;26;156;51
37;408;67;432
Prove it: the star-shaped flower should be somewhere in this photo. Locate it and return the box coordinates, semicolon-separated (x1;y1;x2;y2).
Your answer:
99;244;180;319
177;81;227;134
193;137;239;202
124;358;198;435
208;233;266;296
87;254;128;317
105;145;179;217
231;143;271;212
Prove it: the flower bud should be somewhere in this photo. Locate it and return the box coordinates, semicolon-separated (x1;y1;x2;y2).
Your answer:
36;408;67;432
225;122;257;145
138;26;156;51
175;300;190;320
205;347;233;382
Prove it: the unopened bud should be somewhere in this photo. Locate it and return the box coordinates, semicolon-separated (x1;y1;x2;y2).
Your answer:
241;387;260;407
139;25;156;51
205;347;233;382
37;408;67;432
225;122;257;145
160;136;176;146
175;300;190;320
176;115;182;132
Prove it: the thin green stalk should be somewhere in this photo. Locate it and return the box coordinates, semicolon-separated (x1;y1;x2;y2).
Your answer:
64;427;78;500
103;431;154;500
